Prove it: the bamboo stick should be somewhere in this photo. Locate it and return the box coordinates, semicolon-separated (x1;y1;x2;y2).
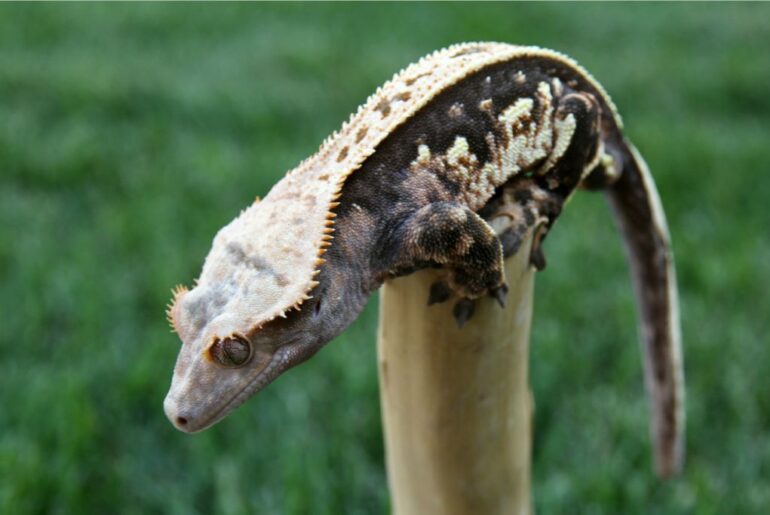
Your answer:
377;228;536;515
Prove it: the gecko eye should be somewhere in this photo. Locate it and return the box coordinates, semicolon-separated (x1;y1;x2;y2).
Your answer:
211;336;252;367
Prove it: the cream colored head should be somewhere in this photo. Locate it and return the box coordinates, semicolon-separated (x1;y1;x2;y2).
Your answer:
163;194;332;432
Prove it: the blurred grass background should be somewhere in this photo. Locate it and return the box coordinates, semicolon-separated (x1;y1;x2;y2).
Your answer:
1;3;769;514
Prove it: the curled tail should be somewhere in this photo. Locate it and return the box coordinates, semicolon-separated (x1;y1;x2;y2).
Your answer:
596;140;685;477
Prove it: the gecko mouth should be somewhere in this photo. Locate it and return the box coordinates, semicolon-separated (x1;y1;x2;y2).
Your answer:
168;342;299;433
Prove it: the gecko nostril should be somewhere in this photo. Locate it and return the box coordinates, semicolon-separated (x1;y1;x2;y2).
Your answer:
176;416;188;427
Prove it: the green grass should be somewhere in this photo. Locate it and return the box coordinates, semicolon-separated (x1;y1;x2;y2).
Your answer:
1;3;769;513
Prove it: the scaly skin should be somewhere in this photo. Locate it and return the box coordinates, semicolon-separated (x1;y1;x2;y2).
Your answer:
163;43;684;478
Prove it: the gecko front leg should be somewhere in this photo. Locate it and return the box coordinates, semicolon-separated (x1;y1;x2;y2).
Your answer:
421;89;604;325
393;201;507;327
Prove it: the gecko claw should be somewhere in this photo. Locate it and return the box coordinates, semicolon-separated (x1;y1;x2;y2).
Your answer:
453;298;475;328
490;283;509;308
530;244;547;271
427;281;452;305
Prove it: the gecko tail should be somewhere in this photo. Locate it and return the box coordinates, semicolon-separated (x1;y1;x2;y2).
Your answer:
604;140;685;478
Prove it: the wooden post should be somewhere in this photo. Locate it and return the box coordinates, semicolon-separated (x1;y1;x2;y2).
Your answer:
377;228;536;515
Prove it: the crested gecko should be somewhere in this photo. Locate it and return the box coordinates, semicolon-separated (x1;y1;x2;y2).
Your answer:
163;43;684;477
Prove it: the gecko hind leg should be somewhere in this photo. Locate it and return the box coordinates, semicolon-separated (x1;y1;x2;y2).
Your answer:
511;91;605;269
397;201;506;326
485;179;564;274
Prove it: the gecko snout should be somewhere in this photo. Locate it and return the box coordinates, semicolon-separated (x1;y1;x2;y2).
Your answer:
163;394;196;433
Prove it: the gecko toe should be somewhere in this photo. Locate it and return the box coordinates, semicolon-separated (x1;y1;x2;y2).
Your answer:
490;283;509;308
427;281;453;305
530;224;549;271
530;244;547;271
453;298;476;328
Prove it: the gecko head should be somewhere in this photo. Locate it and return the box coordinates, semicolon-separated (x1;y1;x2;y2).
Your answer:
162;197;349;433
163;279;335;433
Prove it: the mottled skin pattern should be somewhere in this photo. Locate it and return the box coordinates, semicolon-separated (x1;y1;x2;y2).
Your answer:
164;45;683;478
332;61;597;299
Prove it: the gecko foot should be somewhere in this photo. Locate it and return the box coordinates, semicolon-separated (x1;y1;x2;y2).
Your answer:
453;298;476;328
427;280;452;305
529;224;549;271
530;244;547;271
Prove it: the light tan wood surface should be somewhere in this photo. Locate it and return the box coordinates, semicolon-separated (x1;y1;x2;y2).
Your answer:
378;229;536;515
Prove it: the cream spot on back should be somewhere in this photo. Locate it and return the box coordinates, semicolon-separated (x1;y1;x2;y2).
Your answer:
447;136;471;167
540;113;577;174
416;143;432;165
499;98;534;126
448;102;464;118
552;77;564;96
